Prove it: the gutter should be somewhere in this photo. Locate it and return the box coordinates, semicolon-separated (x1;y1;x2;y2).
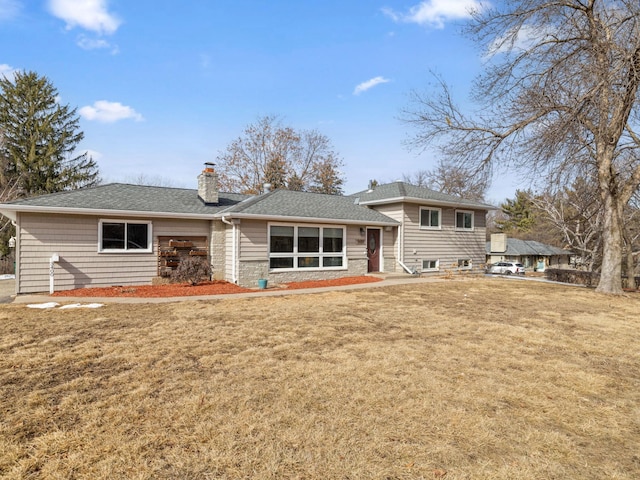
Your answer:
358;196;497;210
0;204;219;221
214;212;398;227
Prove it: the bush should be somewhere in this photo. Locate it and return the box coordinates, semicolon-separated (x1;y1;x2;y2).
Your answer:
171;256;212;285
545;269;599;287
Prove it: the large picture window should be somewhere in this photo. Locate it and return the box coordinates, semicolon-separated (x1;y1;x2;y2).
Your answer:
455;210;474;230
420;207;441;229
99;220;152;252
269;224;345;270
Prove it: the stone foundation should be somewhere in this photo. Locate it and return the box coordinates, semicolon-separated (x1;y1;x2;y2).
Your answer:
236;258;369;288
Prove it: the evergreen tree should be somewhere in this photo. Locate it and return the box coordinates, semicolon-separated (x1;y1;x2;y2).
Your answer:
495;190;537;235
0;71;99;197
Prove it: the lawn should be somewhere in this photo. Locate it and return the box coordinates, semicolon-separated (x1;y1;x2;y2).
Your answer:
1;278;639;479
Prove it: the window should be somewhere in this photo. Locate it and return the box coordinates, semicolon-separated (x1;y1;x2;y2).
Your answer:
420;207;441;229
99;220;151;252
456;210;474;230
269;224;345;270
458;258;472;269
422;259;439;271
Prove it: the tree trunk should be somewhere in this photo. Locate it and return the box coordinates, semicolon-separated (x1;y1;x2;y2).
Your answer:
623;226;636;289
596;193;624;294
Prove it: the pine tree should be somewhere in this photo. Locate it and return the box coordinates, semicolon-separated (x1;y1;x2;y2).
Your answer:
495;190;537;235
0;71;99;197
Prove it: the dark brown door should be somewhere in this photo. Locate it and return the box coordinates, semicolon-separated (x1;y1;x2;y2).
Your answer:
367;229;380;272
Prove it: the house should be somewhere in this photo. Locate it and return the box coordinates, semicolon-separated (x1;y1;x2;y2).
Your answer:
0;165;495;294
486;233;572;272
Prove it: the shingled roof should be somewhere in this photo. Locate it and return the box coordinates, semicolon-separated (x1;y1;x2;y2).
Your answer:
217;189;399;225
351;181;495;210
486;238;571;256
0;183;399;225
0;183;250;219
1;181;487;225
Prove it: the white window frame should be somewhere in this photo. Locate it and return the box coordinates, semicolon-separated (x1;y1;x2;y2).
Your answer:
422;259;439;271
455;210;474;230
458;258;472;270
419;207;441;229
268;223;347;271
98;219;153;253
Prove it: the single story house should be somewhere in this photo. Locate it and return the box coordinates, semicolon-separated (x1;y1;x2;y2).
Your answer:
0;166;495;294
486;233;572;271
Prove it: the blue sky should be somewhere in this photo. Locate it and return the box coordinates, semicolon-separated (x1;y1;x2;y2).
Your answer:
0;0;519;202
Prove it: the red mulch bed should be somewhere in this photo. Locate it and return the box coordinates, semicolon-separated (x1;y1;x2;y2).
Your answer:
51;276;382;298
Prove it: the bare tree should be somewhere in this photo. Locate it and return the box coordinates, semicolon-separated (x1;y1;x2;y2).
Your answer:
404;158;489;201
216;115;344;195
531;179;603;272
404;1;640;294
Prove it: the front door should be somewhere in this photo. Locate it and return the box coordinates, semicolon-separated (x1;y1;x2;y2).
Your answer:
367;229;380;273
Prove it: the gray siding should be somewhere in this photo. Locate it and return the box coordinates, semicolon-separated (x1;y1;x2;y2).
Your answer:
239;219;268;260
400;204;487;272
17;213;210;294
233;220;373;287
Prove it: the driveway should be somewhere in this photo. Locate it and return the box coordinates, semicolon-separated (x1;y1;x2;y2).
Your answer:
0;276;15;303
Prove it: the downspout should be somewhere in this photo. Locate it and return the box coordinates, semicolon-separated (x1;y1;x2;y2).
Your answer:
221;216;238;284
396;222;412;274
395;222;417;275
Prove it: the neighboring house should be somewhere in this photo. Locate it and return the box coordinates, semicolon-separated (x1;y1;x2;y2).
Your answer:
0;166;494;294
486;233;572;272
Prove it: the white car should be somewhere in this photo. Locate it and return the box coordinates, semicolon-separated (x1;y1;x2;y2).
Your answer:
488;261;525;275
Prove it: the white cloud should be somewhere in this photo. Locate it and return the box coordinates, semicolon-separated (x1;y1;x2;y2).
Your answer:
0;63;18;81
353;76;390;95
76;34;119;53
383;0;485;29
47;0;121;35
0;0;21;21
79;101;143;123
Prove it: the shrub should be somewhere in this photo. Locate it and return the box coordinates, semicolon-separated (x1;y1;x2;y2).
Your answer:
171;256;212;285
545;269;599;287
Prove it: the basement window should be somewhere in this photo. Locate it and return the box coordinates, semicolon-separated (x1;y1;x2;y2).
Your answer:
458;258;472;269
99;220;152;252
422;259;439;271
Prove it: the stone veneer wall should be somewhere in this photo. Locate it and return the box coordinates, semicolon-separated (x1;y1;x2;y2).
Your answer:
209;220;226;281
237;258;369;288
383;255;398;273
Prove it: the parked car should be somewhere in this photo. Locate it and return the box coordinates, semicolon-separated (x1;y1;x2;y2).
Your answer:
487;261;525;275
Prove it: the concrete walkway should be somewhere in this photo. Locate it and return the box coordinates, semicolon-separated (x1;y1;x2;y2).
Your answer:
6;274;448;305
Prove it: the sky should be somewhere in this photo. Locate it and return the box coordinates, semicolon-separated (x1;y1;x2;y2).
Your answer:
0;0;521;203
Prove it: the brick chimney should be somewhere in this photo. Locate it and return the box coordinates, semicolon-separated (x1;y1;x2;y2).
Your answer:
198;162;219;204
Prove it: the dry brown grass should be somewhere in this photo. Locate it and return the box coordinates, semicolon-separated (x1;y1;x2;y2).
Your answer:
1;278;639;479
